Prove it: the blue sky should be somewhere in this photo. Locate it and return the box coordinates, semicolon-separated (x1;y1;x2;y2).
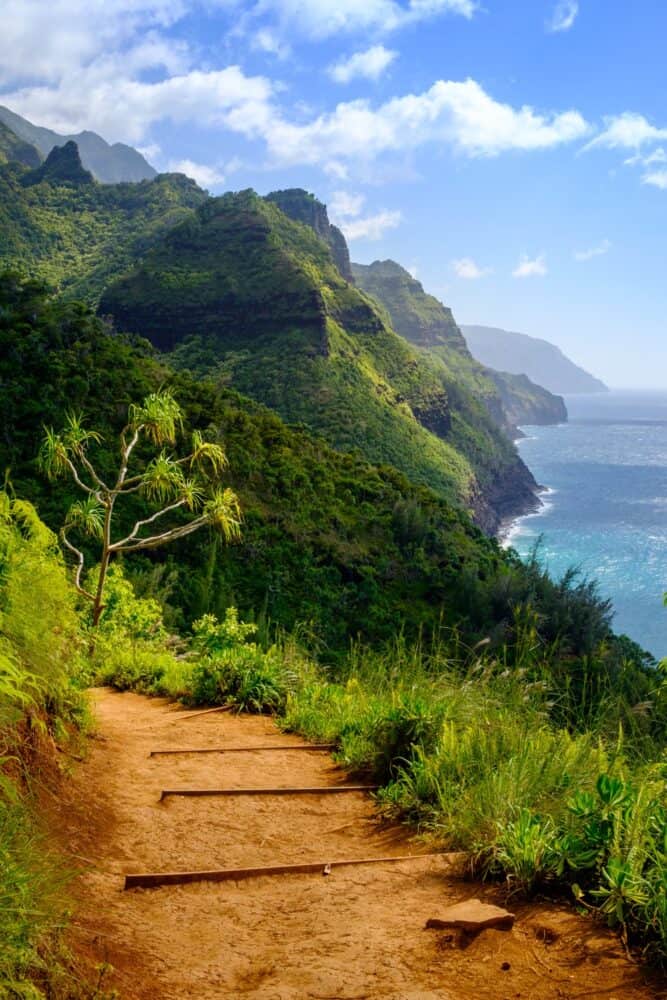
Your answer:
3;1;667;386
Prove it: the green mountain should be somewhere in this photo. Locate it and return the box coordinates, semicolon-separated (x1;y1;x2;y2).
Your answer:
0;119;41;168
0;268;627;658
461;323;608;394
351;259;567;434
0;144;206;301
99;188;539;530
0;104;157;183
0;157;540;530
265;188;353;281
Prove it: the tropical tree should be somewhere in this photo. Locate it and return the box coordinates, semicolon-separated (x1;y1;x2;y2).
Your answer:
39;390;241;629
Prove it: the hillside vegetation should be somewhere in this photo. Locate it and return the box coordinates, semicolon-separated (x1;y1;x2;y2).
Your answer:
4;129;667;988
352;259;567;434
100;189;539;529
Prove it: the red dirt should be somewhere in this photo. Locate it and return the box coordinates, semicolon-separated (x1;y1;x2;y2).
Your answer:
56;689;666;999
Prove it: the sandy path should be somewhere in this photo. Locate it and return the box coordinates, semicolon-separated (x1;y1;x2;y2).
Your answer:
56;689;663;999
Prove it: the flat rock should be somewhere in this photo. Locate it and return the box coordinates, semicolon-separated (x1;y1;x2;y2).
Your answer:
425;899;515;933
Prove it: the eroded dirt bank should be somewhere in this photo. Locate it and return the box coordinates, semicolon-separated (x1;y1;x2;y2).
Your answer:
53;689;663;999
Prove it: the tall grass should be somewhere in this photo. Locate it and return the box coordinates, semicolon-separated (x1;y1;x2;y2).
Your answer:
0;492;99;998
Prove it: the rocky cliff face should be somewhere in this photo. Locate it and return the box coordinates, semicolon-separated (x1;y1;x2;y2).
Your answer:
265;189;354;282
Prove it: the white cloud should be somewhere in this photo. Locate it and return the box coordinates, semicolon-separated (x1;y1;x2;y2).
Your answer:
137;142;162;162
642;170;667;190
168;158;228;188
244;79;591;169
452;257;492;279
247;0;477;41
547;1;579;33
0;0;188;85
573;239;611;262
251;27;291;59
586;112;667;152
513;254;547;278
329;190;366;219
339;209;403;240
624;146;667;167
407;264;418;278
328;45;397;84
3;65;274;143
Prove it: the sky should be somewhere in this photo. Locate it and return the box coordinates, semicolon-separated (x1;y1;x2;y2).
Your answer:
2;1;667;387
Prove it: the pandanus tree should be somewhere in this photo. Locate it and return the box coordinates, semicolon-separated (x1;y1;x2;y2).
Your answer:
39;390;242;629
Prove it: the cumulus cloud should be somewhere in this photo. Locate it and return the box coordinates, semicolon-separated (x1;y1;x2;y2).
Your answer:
243;79;591;169
3;65;274;143
513;254;547;278
0;0;189;85
328;45;397;84
247;0;477;40
452;257;492;279
573;240;611;262
340;209;403;241
548;1;579;33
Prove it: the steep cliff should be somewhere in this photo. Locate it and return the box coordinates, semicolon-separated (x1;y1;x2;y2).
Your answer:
352;259;567;435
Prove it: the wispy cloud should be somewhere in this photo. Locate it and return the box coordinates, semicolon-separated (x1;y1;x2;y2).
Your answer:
573;239;611;262
452;257;492;279
245;0;477;42
513;254;547;278
586;112;667;152
167;158;235;190
329;190;366;218
340;209;403;240
642;170;667;190
547;1;579;33
328;45;397;84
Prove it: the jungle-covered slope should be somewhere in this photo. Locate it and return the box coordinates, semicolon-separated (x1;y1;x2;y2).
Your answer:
0;146;538;529
100;189;539;529
0;142;206;302
0;269;618;656
352;259;567;433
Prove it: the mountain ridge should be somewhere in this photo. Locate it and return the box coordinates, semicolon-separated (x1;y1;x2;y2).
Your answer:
0;105;157;183
462;323;608;394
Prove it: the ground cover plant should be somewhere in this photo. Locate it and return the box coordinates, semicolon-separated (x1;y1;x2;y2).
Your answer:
0;492;115;998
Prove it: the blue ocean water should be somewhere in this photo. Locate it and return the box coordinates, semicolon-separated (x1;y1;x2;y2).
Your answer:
506;390;667;659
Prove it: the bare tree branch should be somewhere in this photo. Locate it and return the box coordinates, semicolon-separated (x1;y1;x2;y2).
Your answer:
60;528;96;601
110;498;188;550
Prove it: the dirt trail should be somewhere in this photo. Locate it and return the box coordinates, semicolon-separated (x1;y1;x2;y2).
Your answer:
56;689;664;999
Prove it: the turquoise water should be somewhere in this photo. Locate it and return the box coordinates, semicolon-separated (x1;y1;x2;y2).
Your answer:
507;390;667;659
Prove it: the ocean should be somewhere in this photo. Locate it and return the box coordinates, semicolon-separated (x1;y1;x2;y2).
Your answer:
505;390;667;660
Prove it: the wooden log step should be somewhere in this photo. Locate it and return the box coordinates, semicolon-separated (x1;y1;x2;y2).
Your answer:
159;785;378;801
149;744;336;757
124;852;447;890
167;705;233;722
